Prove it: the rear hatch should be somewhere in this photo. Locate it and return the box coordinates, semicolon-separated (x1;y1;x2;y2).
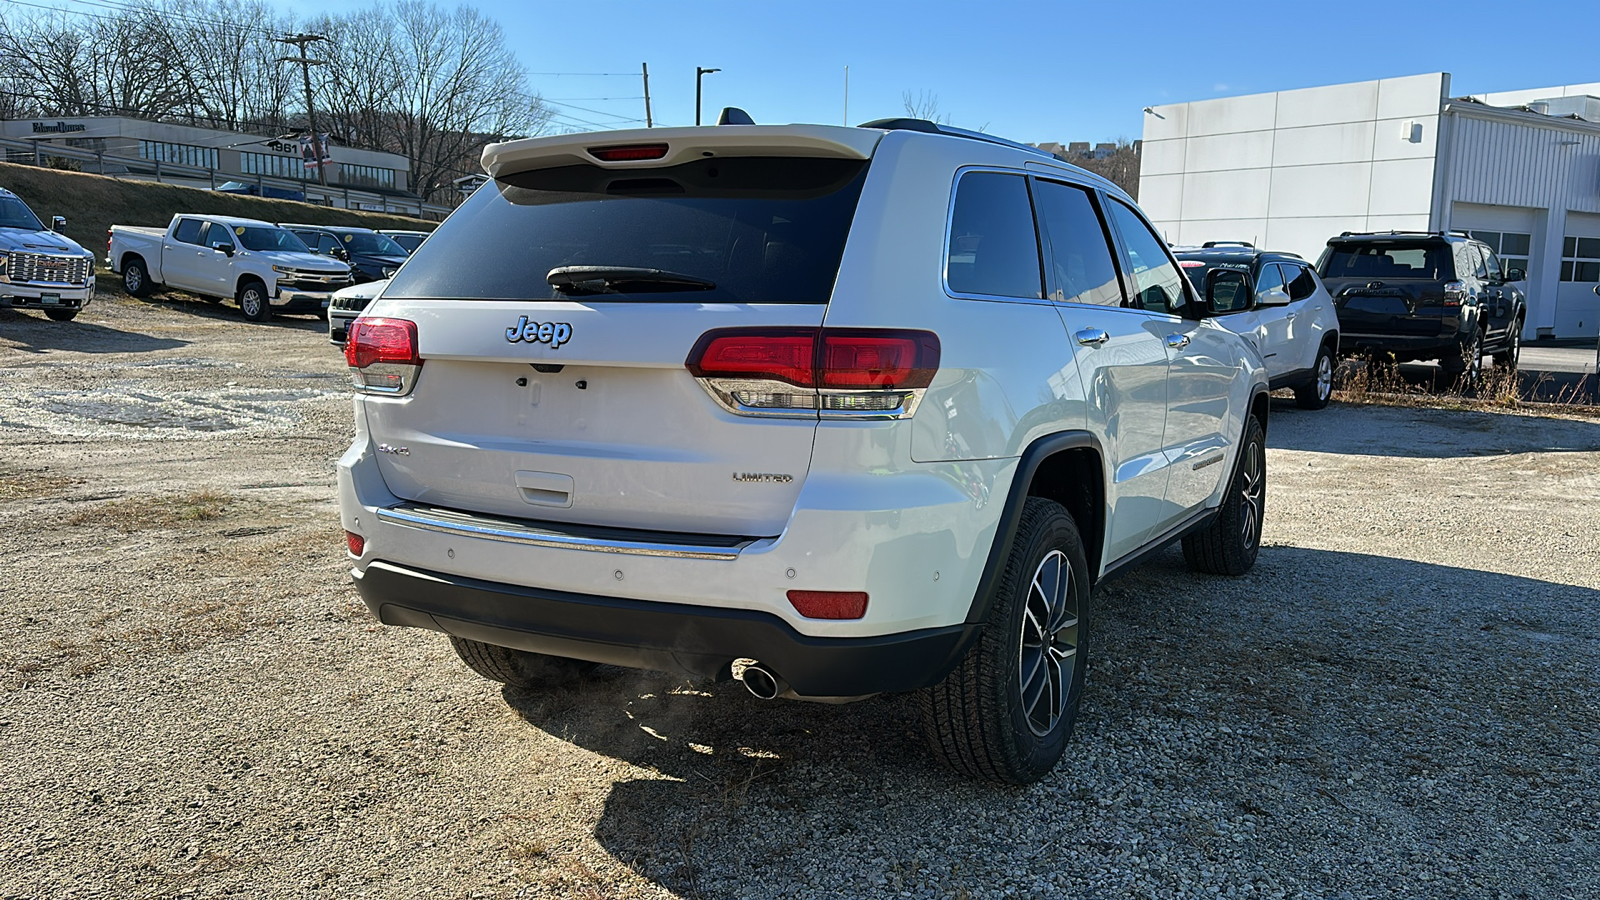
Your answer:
1318;240;1456;337
361;133;876;537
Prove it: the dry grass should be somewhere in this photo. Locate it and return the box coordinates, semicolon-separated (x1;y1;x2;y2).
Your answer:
1332;356;1600;418
66;489;232;530
0;472;81;501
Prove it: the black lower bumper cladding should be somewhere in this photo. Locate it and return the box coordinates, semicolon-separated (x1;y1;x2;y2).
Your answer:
353;560;978;696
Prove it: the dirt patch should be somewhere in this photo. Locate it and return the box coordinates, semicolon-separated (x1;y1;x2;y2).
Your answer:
66;489;232;529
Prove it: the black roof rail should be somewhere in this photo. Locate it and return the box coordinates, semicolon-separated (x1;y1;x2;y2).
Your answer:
1202;240;1255;249
857;117;1060;163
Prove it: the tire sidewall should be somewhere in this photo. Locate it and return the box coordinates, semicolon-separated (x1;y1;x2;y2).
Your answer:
987;500;1091;780
240;282;268;320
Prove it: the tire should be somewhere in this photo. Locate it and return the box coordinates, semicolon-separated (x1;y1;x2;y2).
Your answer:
1494;322;1522;371
1444;330;1484;393
122;257;152;297
44;309;79;322
447;636;596;689
919;497;1090;785
238;279;271;322
1182;413;1265;576
1294;342;1335;410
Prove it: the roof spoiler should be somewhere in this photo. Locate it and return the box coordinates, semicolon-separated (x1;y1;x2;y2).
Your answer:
482;125;882;178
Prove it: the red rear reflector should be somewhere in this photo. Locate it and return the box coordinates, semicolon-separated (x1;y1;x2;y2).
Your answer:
345;318;420;369
588;143;669;162
345;531;365;556
687;329;817;387
787;590;868;620
820;330;940;388
1179;260;1205;268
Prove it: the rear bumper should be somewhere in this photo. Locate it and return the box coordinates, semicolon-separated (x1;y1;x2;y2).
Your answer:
354;559;977;694
1340;332;1464;362
328;309;356;344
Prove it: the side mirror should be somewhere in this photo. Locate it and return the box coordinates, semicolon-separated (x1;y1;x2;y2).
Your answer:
1204;268;1251;315
1256;287;1292;307
210;241;235;257
332;247;350;261
50;216;66;232
1506;268;1525;282
1593;285;1599;297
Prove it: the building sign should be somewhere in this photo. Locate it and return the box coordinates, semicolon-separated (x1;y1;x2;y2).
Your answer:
32;122;86;133
262;139;299;154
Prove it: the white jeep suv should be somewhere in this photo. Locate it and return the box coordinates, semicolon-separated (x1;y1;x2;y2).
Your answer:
1174;243;1341;409
337;118;1271;784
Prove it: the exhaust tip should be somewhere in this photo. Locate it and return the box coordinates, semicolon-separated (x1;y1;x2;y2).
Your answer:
733;659;785;700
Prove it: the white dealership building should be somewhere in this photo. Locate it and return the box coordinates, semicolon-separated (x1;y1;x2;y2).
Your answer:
1139;73;1600;339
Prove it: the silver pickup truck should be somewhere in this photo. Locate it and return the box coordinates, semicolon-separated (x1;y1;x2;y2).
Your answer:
108;214;352;321
0;186;96;322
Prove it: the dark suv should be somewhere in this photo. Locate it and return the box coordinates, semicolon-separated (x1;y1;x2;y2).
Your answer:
280;224;409;284
1316;231;1525;383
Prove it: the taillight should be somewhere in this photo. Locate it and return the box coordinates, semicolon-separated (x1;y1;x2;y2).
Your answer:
588;143;669;162
686;327;939;419
1442;281;1466;307
346;317;422;396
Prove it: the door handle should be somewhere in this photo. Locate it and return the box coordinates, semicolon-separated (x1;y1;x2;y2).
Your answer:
1285;312;1296;321
1165;333;1190;350
1074;328;1110;346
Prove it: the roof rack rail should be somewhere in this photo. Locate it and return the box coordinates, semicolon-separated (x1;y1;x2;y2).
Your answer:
857;117;1058;162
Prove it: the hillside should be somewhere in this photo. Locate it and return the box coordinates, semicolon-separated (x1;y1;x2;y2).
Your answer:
0;163;434;255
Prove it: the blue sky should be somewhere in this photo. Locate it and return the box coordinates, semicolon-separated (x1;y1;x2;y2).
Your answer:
293;0;1598;144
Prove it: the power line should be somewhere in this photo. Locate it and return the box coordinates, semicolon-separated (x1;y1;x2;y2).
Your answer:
545;97;645;102
549;100;644;123
525;72;637;77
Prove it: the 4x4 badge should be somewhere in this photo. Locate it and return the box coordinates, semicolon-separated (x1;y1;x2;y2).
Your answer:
506;316;572;349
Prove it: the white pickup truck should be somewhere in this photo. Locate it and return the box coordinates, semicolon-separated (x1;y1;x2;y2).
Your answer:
109;215;353;321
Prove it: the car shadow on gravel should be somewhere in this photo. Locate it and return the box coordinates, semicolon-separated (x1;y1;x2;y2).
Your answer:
139;293;330;334
496;544;1600;898
0;307;190;354
1266;400;1600;458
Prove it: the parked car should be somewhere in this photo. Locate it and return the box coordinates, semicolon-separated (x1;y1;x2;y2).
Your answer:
1316;231;1525;384
281;224;408;284
109;215;352;321
214;181;306;202
336;117;1271;785
1174;243;1341;409
0;186;95;322
327;278;388;346
378;229;430;253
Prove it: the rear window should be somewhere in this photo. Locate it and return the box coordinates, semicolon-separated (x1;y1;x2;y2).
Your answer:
385;157;869;303
1320;243;1451;280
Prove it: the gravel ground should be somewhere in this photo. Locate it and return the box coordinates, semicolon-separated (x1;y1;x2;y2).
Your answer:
3;287;1598;899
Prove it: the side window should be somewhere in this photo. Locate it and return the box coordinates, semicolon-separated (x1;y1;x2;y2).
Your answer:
946;171;1044;300
1479;246;1503;282
1453;243;1478;280
199;222;233;250
1254;262;1285;305
172;218;203;245
1105;200;1186;314
1283;263;1318;301
1470;243;1489;279
1031;179;1123;306
318;234;341;256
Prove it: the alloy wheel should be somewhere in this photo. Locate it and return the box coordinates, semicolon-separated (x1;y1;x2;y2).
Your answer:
241;290;263;318
1239;439;1264;551
124;267;141;293
1316;354;1333;402
1019;549;1079;737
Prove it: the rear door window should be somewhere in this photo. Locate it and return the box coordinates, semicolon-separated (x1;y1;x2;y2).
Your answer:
1105;199;1186;314
1031;179;1122;306
385;157;870;304
1480;246;1503;282
1282;263;1318;300
946;171;1044;300
172;218;203;245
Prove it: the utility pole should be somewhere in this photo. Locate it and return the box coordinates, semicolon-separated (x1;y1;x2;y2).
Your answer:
641;62;653;128
277;33;329;189
695;67;720;126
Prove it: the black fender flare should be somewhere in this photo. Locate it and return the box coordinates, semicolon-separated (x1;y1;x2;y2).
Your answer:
962;430;1104;626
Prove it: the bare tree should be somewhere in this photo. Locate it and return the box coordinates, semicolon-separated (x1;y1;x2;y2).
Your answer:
1072;139;1141;199
902;90;951;124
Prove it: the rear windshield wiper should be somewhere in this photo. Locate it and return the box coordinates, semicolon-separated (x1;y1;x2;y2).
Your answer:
547;265;716;295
